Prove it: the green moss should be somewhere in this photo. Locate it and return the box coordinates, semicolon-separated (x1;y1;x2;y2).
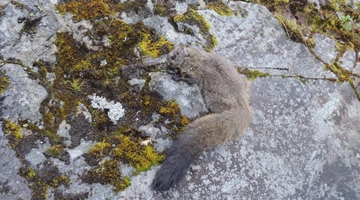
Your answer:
306;37;316;48
116;0;147;13
139;34;174;58
0;71;10;94
274;13;303;41
83;125;168;191
106;19;144;50
88;141;112;160
56;0;111;20
206;1;233;16
238;68;271;81
174;9;211;31
4;121;23;141
67;78;85;91
85;159;131;192
208;35;218;52
55;32;86;73
26;168;37;179
159;100;181;116
20;166;70;200
114;20;175;58
325;61;353;82
44;145;64;157
44;130;62;145
154;5;166;16
52;174;71;187
174;9;217;51
112;134;164;172
181;115;189;127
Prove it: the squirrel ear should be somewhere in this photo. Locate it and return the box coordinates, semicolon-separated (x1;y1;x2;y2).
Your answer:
179;43;189;57
183;48;188;57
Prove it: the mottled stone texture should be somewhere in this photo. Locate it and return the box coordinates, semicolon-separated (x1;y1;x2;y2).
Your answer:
0;64;47;123
1;0;359;199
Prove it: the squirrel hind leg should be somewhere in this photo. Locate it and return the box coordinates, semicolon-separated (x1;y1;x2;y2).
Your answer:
152;136;198;191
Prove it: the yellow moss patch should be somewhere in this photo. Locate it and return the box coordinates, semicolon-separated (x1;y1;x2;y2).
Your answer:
112;134;164;172
238;68;271;81
4;121;23;141
88;141;112;160
109;20;173;58
208;35;218;51
45;145;64;157
174;9;217;51
206;1;233;16
26;168;37;179
85;159;131;192
325;61;353;82
20;166;70;199
56;0;111;20
306;37;316;48
154;5;166;16
107;19;138;48
0;71;9;94
55;32;85;72
159;100;181;116
139;34;174;58
181;115;189;127
44;130;61;145
116;0;147;13
174;9;211;31
52;175;71;187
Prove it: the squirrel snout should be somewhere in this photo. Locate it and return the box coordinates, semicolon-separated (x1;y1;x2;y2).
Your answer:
167;66;180;75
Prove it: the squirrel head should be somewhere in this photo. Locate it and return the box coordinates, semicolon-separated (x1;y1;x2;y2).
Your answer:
167;44;202;82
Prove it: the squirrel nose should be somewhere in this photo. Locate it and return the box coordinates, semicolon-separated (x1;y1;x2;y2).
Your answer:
167;67;180;75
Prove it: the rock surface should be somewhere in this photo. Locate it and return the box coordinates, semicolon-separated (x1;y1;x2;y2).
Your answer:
1;0;360;200
149;72;208;118
0;64;48;123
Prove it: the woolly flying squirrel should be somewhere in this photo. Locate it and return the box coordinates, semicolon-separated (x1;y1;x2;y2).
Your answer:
152;44;253;191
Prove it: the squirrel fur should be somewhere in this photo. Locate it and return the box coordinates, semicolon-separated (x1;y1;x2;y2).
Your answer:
152;44;253;191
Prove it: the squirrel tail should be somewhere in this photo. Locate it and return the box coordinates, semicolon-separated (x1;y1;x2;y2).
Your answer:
152;108;252;191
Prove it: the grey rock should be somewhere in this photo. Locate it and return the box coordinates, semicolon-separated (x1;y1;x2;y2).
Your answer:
138;77;360;200
25;148;47;167
139;124;162;138
76;104;92;123
311;34;359;70
0;2;60;69
0;123;32;200
1;0;360;199
57;120;72;147
0;4;23;49
139;123;172;152
149;72;208;118
312;34;337;63
54;155;92;198
202;2;334;78
25;137;51;169
128;78;146;90
143;15;199;47
0;64;48;123
66;139;94;161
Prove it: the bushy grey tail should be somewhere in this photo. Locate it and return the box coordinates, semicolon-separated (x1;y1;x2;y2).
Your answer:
151;133;200;191
151;109;252;191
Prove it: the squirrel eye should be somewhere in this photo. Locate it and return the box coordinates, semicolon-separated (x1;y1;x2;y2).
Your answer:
171;55;176;60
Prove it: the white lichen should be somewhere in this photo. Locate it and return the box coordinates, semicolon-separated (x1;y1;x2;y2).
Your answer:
88;94;125;124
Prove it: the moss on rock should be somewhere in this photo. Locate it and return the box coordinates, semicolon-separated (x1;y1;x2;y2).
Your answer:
0;70;9;94
174;9;218;51
206;1;233;16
